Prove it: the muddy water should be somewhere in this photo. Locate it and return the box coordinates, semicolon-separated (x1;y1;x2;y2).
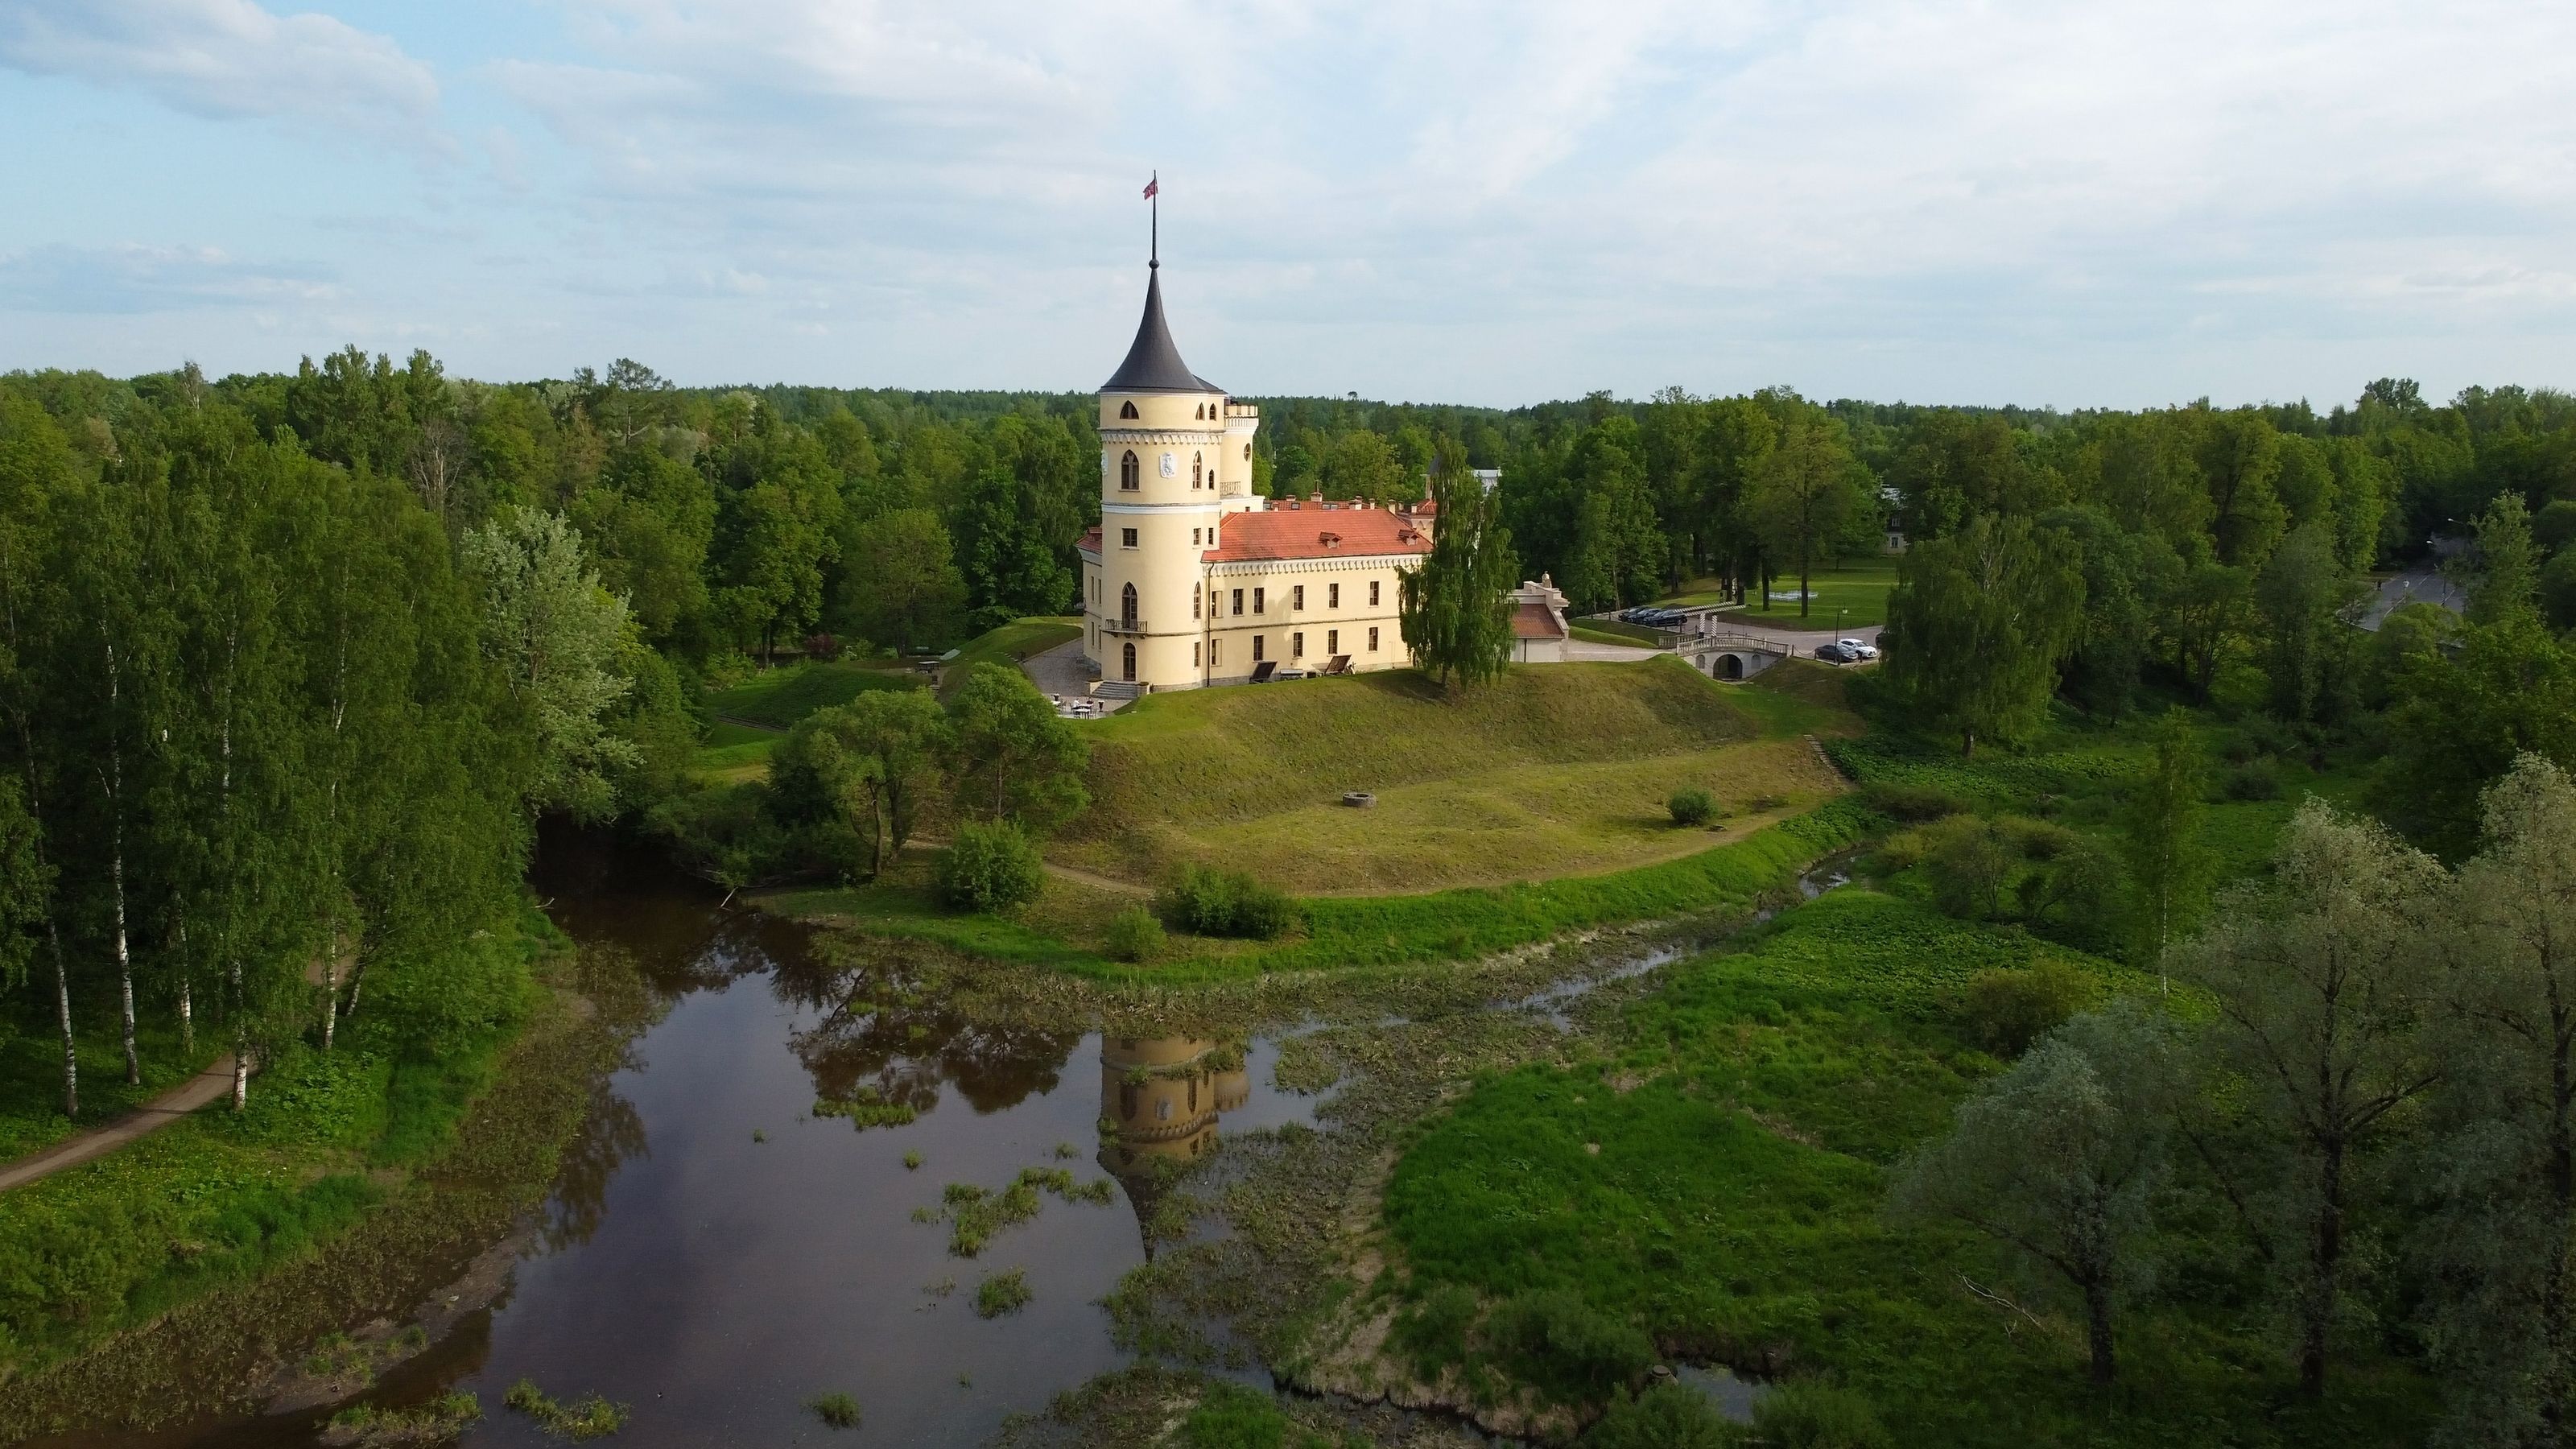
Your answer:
59;837;1320;1448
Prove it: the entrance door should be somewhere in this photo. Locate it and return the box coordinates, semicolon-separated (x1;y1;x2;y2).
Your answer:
1121;642;1136;682
1718;654;1744;680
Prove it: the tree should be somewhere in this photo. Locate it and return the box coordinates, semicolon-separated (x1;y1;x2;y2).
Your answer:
942;664;1087;834
2377;612;2576;859
1400;440;1517;696
771;690;947;880
463;506;639;822
2252;519;2359;724
1880;514;2086;757
1893;1002;2182;1385
2120;709;2211;973
2169;800;2445;1395
1748;415;1872;619
2467;490;2540;626
1889;412;2051;542
1322;430;1406;506
1558;419;1665;610
2418;755;2576;1443
842;508;966;654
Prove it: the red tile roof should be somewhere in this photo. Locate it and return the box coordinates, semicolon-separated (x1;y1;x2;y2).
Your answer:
1078;526;1102;555
1511;601;1567;640
1203;507;1431;563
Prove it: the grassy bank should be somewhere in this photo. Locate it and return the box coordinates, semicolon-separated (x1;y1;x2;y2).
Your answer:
772;797;1877;987
704;659;923;729
1059;657;1843;891
0;908;560;1385
943;616;1081;686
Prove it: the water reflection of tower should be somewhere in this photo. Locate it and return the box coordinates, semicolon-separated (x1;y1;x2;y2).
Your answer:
1097;1036;1249;1257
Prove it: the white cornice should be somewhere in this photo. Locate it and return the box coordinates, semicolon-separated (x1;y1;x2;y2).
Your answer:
1100;429;1224;445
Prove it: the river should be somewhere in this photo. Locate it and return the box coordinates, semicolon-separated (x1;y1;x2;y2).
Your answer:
41;835;1321;1447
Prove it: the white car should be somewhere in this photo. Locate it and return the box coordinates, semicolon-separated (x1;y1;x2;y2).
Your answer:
1836;638;1879;660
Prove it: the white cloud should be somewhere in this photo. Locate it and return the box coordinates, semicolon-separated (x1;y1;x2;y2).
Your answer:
0;0;438;132
0;243;341;314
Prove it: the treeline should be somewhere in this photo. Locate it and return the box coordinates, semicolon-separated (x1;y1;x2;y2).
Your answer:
0;386;539;1121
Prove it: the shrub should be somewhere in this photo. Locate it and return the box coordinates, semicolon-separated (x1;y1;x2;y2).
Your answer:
1861;781;1964;822
1104;906;1168;963
1489;1288;1656;1404
974;1267;1033;1318
2223;763;2281;801
1156;863;1300;939
1918;815;2016;922
808;1391;862;1429
503;1378;629;1440
1749;1381;1891;1449
1584;1382;1735;1448
1959;958;2097;1056
1668;788;1717;827
938;820;1045;912
1179;1381;1321;1449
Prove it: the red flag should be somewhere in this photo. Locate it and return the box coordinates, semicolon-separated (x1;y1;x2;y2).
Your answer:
1142;176;1158;200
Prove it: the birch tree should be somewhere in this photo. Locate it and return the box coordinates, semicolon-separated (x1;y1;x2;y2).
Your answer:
464;506;639;822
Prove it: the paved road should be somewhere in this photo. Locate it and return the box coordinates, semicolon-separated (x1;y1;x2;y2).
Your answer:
2358;568;2464;631
0;1055;240;1193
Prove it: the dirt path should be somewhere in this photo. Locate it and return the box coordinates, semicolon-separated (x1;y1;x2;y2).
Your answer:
0;1055;239;1194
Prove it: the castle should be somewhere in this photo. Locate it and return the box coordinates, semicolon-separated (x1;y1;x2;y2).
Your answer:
1077;258;1431;691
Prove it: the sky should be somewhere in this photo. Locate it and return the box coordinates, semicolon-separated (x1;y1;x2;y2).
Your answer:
2;0;2572;410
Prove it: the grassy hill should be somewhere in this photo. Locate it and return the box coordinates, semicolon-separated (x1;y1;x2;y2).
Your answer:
1059;657;1856;894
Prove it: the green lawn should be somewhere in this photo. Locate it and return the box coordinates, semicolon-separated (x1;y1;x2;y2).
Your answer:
1664;560;1899;631
704;660;923;730
942;616;1082;688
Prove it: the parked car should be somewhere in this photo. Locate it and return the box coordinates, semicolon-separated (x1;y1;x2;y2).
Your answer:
1836;638;1880;659
1814;642;1857;663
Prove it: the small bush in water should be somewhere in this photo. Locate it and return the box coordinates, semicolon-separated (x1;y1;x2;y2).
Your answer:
938;820;1045;912
1104;906;1167;962
808;1392;862;1430
503;1378;629;1440
974;1267;1033;1318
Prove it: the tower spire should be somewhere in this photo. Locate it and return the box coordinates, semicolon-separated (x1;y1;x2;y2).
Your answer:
1150;169;1158;269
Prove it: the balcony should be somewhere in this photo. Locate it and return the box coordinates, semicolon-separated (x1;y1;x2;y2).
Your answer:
1099;617;1150;636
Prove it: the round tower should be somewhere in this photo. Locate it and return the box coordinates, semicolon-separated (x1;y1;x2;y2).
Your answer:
1086;259;1257;688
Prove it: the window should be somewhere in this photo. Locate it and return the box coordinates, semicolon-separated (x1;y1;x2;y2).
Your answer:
1194;641;1202;667
1292;584;1304;609
1192;528;1201;545
1121;527;1138;548
1328;582;1340;609
1192;452;1203;488
1121;641;1136;681
1253;587;1265;614
1370;580;1381;607
1328;629;1339;655
1253;635;1265;662
1212;639;1220;667
1120;450;1140;490
1193;404;1203;419
1243;444;1251;460
1192;582;1201;620
1121;582;1137;625
1119;399;1138;419
1292;631;1305;658
1368;626;1380;651
1231;588;1243;616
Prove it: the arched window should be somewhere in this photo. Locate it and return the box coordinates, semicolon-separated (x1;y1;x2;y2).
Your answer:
1191;452;1203;488
1194;403;1204;419
1121;641;1136;682
1121;582;1138;626
1243;444;1252;460
1120;450;1139;490
1118;399;1138;419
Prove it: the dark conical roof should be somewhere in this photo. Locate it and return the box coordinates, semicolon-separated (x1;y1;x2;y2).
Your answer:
1101;266;1219;394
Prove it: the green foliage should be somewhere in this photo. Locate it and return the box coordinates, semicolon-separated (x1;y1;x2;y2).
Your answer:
807;1390;862;1430
1583;1382;1737;1449
1667;788;1717;827
703;660;923;731
1859;781;1963;823
943;663;1089;833
1154;865;1300;940
504;1377;630;1440
1388;1280;1481;1380
1880;513;2086;756
1400;436;1518;692
1957;959;2098;1056
1103;906;1167;963
1178;1381;1344;1449
974;1267;1033;1319
1748;1382;1893;1449
937;821;1045;914
1489;1286;1658;1403
464;505;641;821
770;688;947;880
